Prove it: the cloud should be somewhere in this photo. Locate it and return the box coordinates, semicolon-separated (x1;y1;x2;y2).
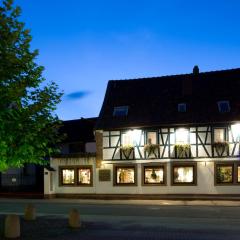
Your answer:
65;91;91;100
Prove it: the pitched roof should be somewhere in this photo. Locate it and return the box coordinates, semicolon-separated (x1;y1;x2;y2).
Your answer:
95;68;240;130
60;117;97;143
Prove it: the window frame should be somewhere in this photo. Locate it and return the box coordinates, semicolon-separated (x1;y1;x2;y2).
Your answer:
145;131;158;145
113;106;129;117
77;166;93;186
215;163;234;185
212;127;227;143
178;103;187;113
171;162;197;186
142;164;166;186
217;101;230;113
214;162;240;185
59;166;93;187
237;165;240;184
175;128;190;144
59;167;76;186
113;164;137;186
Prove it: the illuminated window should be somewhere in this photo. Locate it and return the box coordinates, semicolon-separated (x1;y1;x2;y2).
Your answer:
216;164;233;184
122;132;133;146
178;103;186;112
213;128;226;142
217;101;230;113
61;169;75;185
121;130;141;146
238;166;240;183
231;124;240;142
146;132;157;144
113;106;128;117
175;128;189;144
115;166;135;185
143;166;165;184
172;165;195;184
78;167;92;185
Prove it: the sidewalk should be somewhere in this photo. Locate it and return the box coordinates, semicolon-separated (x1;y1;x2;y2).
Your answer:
1;198;240;206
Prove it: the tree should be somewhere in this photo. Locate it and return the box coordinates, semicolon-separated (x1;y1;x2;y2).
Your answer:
0;0;63;171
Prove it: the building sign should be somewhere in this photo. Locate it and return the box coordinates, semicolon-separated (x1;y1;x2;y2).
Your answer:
99;169;111;181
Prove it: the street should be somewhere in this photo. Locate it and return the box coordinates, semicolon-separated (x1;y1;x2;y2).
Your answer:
0;199;240;239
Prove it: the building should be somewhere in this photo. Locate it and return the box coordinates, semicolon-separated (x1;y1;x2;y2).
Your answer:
45;67;240;198
44;117;97;198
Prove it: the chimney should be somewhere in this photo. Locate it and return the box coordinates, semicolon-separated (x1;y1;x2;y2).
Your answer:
193;65;199;75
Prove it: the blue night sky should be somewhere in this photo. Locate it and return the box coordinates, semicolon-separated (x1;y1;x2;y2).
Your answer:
18;0;240;120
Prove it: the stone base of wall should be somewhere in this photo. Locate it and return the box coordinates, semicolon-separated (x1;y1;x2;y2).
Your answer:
52;193;240;201
44;194;56;199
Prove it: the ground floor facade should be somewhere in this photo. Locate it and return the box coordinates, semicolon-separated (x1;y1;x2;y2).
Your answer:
44;156;240;198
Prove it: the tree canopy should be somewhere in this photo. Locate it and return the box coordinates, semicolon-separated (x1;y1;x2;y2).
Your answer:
0;0;63;171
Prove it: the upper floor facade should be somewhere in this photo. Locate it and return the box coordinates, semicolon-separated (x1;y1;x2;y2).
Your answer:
102;123;240;161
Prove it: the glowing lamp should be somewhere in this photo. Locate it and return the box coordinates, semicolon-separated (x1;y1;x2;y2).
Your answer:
231;124;240;141
175;128;189;144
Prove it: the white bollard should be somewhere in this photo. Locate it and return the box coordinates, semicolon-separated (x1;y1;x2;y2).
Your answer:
4;214;20;239
24;203;36;221
69;208;81;228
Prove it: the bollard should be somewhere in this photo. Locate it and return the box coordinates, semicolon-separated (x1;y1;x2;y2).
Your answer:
24;203;36;221
69;208;81;228
4;214;20;239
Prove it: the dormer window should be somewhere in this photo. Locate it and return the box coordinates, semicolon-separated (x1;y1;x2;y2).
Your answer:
178;103;186;113
217;101;230;113
113;106;128;117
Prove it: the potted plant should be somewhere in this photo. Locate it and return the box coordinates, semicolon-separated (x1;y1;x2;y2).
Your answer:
212;141;229;156
120;144;134;159
151;169;157;180
174;144;191;158
144;144;159;158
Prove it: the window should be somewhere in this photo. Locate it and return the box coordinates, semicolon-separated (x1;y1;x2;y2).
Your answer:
114;166;136;185
175;128;189;144
172;163;196;185
78;167;92;185
113;106;128;117
217;101;230;113
178;103;186;113
146;132;157;144
61;169;75;185
122;132;133;146
213;128;226;142
143;166;165;185
216;164;233;184
59;166;93;186
238;166;240;183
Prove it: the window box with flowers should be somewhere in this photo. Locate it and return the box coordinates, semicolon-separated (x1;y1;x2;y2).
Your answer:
213;141;229;157
144;144;159;158
120;145;134;159
174;144;191;158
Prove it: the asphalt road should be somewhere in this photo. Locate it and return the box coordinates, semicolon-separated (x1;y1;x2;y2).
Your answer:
0;199;240;239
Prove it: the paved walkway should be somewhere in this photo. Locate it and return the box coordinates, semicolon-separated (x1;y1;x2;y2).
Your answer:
0;198;240;239
1;197;240;206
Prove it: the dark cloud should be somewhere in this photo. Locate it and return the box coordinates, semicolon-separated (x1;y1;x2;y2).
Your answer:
65;91;91;100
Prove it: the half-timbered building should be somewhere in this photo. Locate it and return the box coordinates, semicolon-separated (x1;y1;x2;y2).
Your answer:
45;67;240;198
94;66;240;196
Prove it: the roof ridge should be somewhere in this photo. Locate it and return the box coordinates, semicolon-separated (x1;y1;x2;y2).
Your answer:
108;67;240;82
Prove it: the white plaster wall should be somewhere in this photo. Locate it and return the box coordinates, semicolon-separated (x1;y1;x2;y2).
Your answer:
95;160;240;195
48;157;240;195
49;157;96;194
